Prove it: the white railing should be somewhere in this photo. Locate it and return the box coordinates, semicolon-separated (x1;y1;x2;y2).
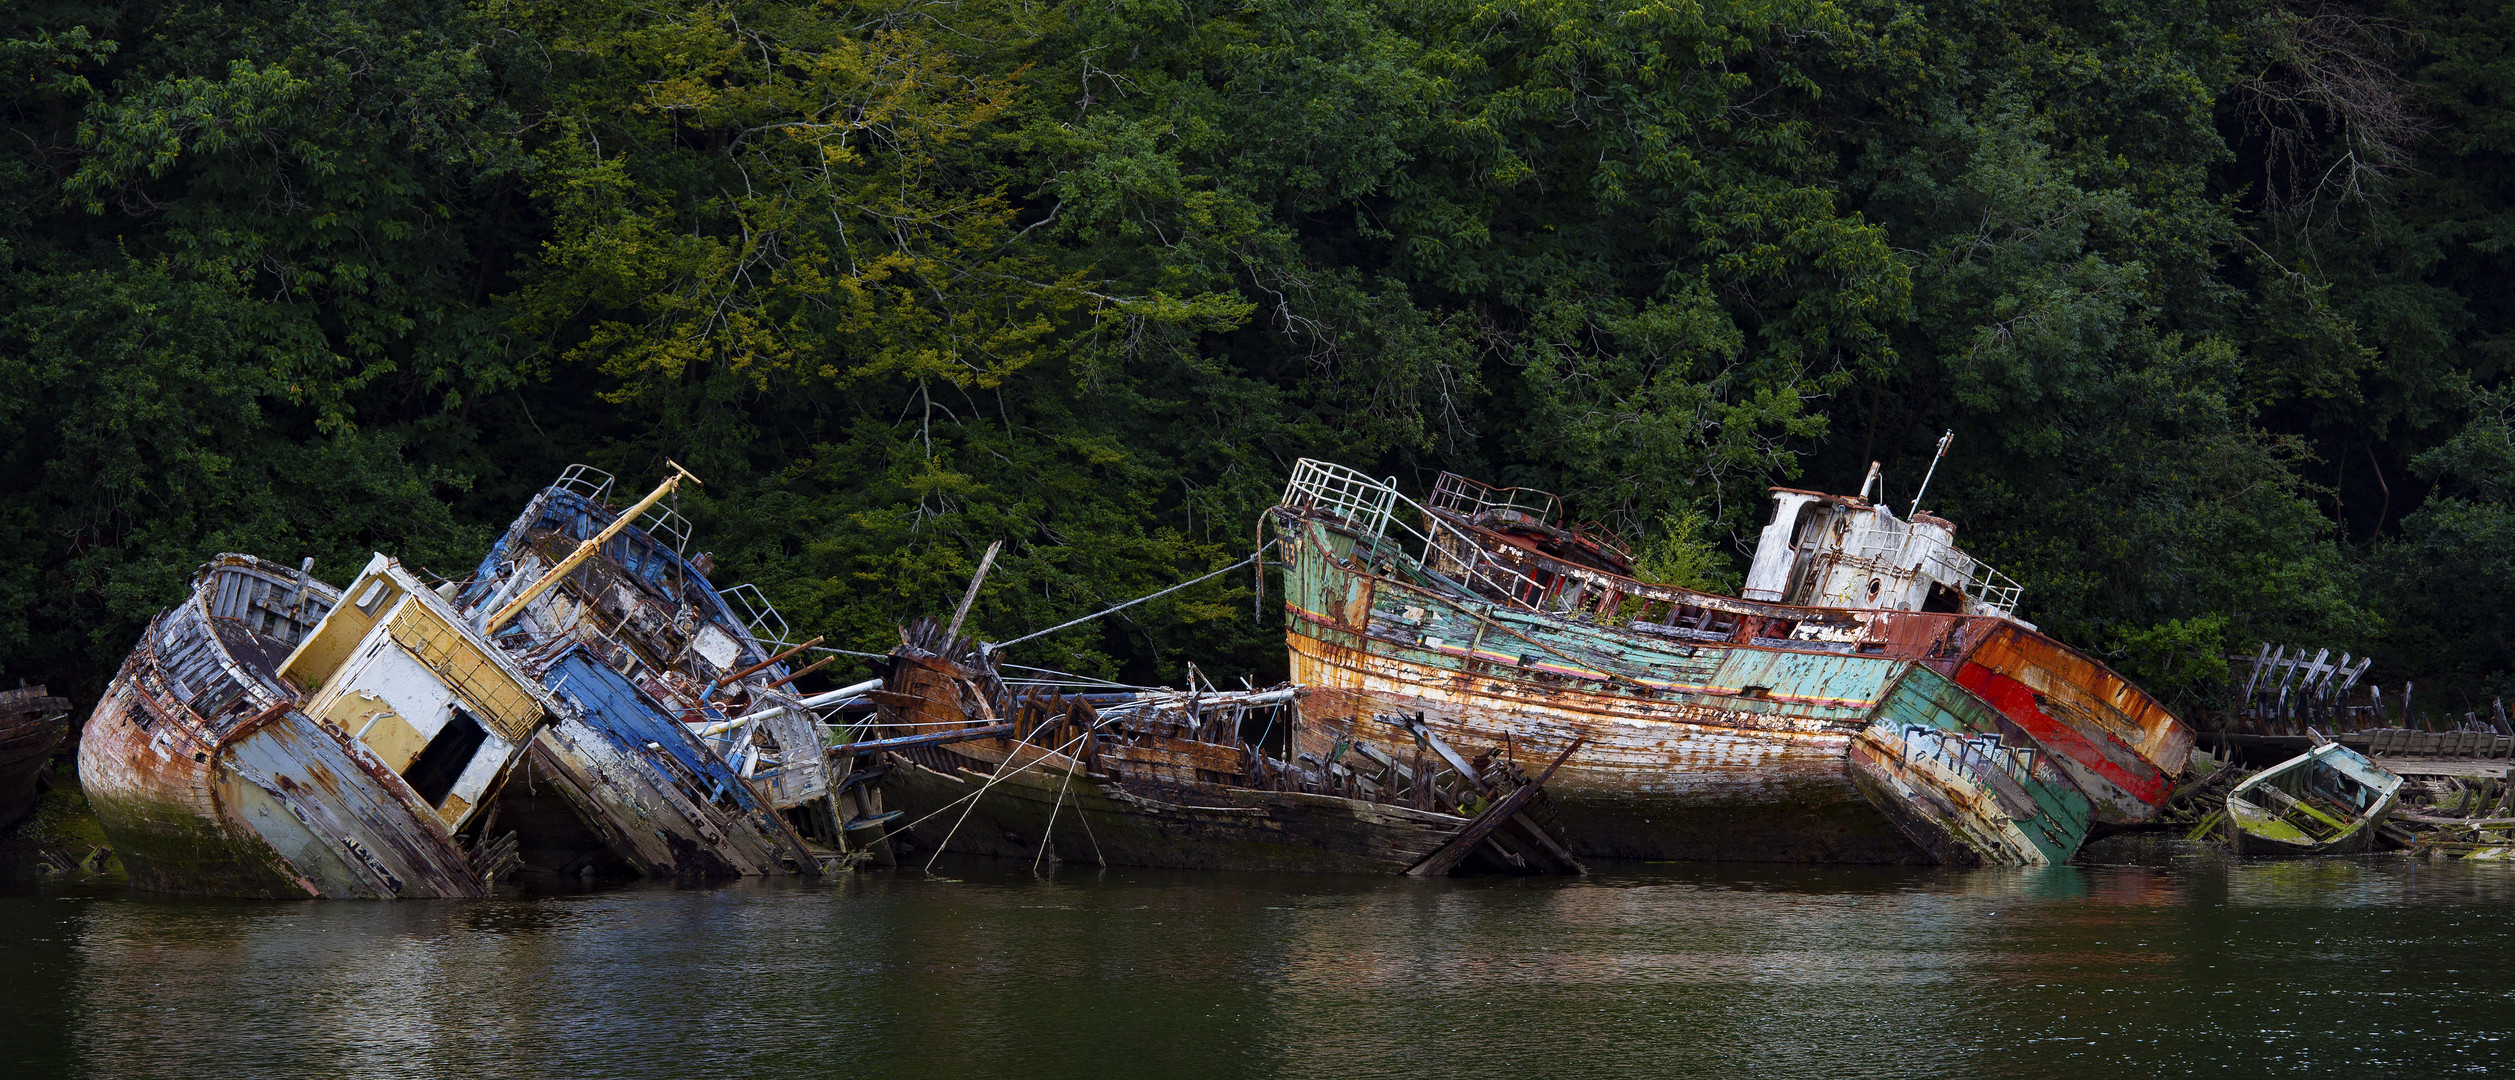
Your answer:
1845;525;2021;617
1280;459;1551;605
554;464;617;506
1428;471;1562;526
719;583;795;650
1281;458;1406;542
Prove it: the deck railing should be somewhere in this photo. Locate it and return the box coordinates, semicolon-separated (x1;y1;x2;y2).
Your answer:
1281;459;1550;606
1428;471;1562;527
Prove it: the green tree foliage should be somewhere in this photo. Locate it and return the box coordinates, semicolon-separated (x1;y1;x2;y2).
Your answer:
0;0;2508;715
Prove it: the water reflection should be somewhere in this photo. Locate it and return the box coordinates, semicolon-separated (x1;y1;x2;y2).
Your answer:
3;856;2512;1079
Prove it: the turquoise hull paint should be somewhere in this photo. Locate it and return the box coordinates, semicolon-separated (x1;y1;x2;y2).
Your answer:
1856;666;2096;866
1279;514;2095;865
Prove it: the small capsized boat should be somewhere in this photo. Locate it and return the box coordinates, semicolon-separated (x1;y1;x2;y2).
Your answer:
2225;742;2404;858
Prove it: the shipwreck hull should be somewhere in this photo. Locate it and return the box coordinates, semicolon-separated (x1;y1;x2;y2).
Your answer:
528;650;815;879
865;627;1579;876
0;686;70;830
81;697;315;898
1395;462;2193;828
80;558;495;898
1845;667;2095;867
1952;625;2190;825
1287;633;1922;863
456;472;835;879
2226;743;2403;859
882;743;1468;873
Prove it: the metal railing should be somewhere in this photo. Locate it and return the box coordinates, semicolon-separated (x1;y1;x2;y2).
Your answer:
1845;525;2022;617
554;464;617;506
719;583;795;651
1281;459;1552;606
1428;471;1562;526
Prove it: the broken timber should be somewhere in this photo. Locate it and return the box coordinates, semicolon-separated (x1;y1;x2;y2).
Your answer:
854;617;1580;876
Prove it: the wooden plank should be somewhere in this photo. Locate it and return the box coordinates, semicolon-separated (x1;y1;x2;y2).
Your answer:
1406;738;1583;877
1104;738;1242;775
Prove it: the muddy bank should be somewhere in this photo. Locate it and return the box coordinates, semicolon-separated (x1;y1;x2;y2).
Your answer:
0;767;123;884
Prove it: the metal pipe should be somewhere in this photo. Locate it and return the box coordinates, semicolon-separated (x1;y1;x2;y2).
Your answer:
708;635;823;692
826;722;1016;757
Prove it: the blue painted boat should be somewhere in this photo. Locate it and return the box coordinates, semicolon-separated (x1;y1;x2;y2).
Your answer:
451;467;830;880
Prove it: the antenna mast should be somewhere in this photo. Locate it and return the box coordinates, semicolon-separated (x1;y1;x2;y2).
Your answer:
1908;430;1954;518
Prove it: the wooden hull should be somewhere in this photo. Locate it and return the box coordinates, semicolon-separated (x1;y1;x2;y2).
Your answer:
1952;624;2190;825
524;650;816;879
82;680;488;899
865;630;1578;876
2225;812;2386;859
78;559;493;900
2225;743;2403;859
1288;633;1922;863
0;691;69;831
881;742;1469;874
1412;500;2192;827
1846;667;2095;866
1281;518;1938;862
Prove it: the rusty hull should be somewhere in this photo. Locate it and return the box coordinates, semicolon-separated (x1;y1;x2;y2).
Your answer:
1286;630;1925;864
1953;623;2192;823
1845;666;2096;867
1415;502;2192;826
80;558;492;898
452;476;833;878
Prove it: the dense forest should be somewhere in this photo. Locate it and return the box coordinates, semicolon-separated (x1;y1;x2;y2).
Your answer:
1;0;2508;717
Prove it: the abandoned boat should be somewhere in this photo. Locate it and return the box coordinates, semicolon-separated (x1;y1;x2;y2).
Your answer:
1847;665;2095;866
0;683;72;831
1411;468;2191;826
1268;458;2147;863
861;619;1581;875
2225;742;2404;858
450;465;837;882
82;554;552;898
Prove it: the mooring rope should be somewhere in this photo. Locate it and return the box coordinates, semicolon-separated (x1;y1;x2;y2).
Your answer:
996;540;1278;649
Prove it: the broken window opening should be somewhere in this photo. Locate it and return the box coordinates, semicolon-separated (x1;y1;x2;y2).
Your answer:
404;707;489;807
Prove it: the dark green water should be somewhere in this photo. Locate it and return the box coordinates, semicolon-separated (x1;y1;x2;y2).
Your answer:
4;847;2512;1079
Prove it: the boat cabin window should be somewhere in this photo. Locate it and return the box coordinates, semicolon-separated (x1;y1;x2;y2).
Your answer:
353;577;402;617
404;707;488;807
